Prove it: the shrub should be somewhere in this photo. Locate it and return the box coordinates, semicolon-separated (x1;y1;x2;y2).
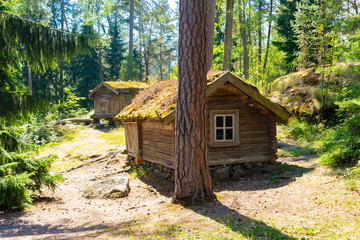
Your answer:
0;126;63;211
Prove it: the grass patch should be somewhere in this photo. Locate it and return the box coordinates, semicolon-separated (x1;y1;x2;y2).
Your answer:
99;127;125;145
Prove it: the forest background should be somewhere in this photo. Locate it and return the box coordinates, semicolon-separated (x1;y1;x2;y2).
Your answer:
0;0;360;210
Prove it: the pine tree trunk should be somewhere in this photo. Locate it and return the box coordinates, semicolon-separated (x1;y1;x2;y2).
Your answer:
258;0;262;64
139;13;143;81
27;65;32;95
206;0;216;71
222;0;234;71
60;0;65;103
240;0;249;79
128;0;134;80
174;0;215;204
263;0;273;75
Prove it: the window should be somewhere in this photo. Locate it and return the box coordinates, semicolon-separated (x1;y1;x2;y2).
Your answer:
210;110;239;147
215;115;234;141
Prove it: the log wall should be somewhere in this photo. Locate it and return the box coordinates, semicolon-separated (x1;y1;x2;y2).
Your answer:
124;82;278;169
93;86;136;116
207;83;273;165
141;121;175;169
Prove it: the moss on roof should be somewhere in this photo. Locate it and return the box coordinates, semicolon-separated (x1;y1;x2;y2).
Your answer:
116;71;229;121
116;80;177;121
104;81;149;90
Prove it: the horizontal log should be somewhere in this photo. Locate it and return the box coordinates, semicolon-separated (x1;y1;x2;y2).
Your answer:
142;128;175;136
142;120;174;131
55;118;92;125
143;143;175;155
143;140;174;149
142;133;174;143
208;144;270;153
142;149;174;169
208;155;270;166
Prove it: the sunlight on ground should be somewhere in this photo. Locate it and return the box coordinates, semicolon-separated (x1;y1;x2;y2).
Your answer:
99;127;126;145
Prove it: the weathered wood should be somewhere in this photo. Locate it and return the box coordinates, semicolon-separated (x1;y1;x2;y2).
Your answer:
208;155;269;166
142;120;175;131
142;149;174;168
136;119;143;159
55;118;92;125
269;113;277;159
142;133;174;143
124;122;139;156
142;128;175;136
143;143;174;155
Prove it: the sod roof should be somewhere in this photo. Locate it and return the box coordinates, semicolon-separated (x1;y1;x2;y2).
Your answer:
115;71;292;122
88;81;149;99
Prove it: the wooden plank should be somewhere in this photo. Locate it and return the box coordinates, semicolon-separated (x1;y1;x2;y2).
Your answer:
143;143;175;155
142;120;175;131
142;133;174;142
208;144;270;153
208;155;270;166
142;149;175;169
142;128;175;136
143;140;175;150
124;122;139;156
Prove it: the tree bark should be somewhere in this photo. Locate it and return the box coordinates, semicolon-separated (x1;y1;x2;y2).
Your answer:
174;0;215;204
139;12;143;81
222;0;234;71
239;0;249;79
128;0;134;80
263;0;273;74
27;65;32;95
258;0;262;64
205;0;216;71
59;0;65;103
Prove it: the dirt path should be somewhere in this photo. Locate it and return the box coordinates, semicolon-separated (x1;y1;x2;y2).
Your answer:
1;127;359;239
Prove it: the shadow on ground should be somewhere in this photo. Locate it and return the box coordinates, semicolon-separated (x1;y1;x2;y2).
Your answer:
0;212;109;239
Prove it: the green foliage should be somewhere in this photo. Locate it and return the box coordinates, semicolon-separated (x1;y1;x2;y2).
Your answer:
58;87;86;117
0;11;94;82
0;125;63;211
285;117;324;142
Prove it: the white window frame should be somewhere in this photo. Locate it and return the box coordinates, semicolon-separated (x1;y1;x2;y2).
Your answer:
210;110;240;147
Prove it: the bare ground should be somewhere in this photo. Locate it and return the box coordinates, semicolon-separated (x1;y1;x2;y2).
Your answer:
1;126;359;240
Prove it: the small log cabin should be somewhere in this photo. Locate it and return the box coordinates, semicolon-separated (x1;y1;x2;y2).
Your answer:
89;81;149;123
115;71;291;169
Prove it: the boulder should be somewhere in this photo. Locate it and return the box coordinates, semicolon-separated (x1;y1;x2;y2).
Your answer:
232;168;245;180
213;166;230;181
83;176;130;198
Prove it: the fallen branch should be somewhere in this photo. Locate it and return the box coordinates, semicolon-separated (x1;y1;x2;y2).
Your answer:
55;118;92;125
61;151;120;173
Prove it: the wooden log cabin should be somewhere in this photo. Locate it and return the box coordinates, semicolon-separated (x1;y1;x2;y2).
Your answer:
115;72;291;169
89;81;149;124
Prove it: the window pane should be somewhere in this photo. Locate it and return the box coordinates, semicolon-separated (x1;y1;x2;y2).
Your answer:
225;129;233;140
216;129;224;140
216;116;223;127
225;116;233;127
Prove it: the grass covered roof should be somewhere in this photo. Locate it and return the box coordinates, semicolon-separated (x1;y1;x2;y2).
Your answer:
116;79;178;121
116;71;226;121
103;81;149;90
116;70;292;122
89;80;150;99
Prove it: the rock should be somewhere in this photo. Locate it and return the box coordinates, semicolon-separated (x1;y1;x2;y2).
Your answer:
213;166;230;181
232;168;245;180
243;163;253;170
252;162;263;168
83;177;130;198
